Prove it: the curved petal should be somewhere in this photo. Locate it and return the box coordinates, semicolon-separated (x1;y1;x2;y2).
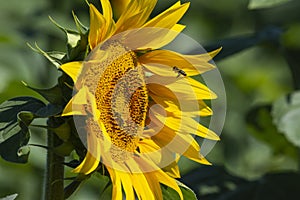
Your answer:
72;131;101;174
143;2;189;29
149;90;213;117
124;25;185;50
115;0;157;33
146;76;217;100
150;107;220;140
100;0;116;41
120;172;135;200
131;173;156;200
154;170;183;200
139;49;219;76
106;168;123;200
89;4;106;49
162;160;181;178
59;61;82;83
110;0;130;18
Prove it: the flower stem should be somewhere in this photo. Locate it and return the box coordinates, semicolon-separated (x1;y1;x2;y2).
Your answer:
44;118;65;200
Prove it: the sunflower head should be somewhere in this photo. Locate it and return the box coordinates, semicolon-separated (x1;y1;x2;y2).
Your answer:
59;0;222;199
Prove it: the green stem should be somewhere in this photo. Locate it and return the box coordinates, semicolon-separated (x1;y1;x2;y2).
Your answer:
44;118;65;200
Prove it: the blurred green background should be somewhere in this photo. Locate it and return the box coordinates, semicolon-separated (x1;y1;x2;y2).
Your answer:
1;0;300;199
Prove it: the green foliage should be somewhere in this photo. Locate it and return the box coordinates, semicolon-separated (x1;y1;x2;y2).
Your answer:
0;194;18;200
272;91;300;147
248;0;291;9
247;105;298;159
0;97;45;163
161;183;197;200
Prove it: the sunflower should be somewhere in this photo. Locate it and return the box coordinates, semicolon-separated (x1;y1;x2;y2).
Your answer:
60;0;220;199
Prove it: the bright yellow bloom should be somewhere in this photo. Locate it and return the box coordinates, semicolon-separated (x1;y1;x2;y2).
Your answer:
60;0;220;199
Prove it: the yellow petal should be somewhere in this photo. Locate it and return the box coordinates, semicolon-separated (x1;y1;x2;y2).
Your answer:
163;161;181;178
143;1;189;29
144;173;163;200
89;4;106;49
123;25;185;50
100;0;116;40
73;130;101;174
151;108;220;140
149;91;213;117
72;151;99;174
131;173;156;200
106;168;123;200
59;61;82;83
110;0;131;19
154;170;183;200
120;172;135;200
62;87;88;116
182;139;211;165
139;49;218;76
147;76;217;100
115;0;157;33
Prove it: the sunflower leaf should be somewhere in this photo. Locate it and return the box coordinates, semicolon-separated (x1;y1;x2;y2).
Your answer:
99;184;113;200
272;91;300;147
0;97;45;163
161;183;197;200
176;180;198;200
246;105;298;159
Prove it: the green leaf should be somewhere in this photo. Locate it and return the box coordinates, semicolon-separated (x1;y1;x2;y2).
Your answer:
23;82;64;105
99;184;113;200
54;141;74;157
272;91;300;147
177;181;197;200
248;0;291;9
52;122;71;142
247;105;298;159
18;111;35;127
64;174;90;199
0;97;45;163
161;182;197;200
35;104;63;118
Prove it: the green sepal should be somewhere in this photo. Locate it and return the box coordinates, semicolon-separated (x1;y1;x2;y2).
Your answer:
0;97;45;163
27;43;66;68
48;15;89;62
71;11;88;34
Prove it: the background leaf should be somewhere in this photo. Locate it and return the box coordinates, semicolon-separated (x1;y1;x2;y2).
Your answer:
0;97;45;163
246;105;298;159
272;91;300;147
248;0;291;9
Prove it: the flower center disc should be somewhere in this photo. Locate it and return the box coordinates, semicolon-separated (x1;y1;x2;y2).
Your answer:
91;41;148;153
